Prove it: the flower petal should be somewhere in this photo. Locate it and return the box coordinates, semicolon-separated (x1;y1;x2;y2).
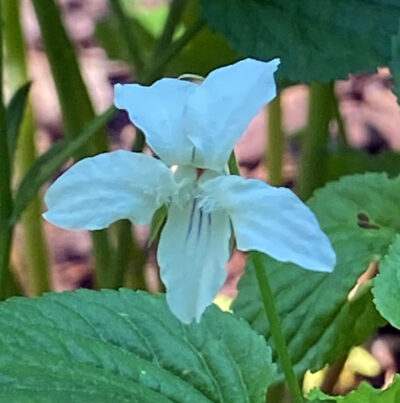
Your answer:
44;150;176;230
201;175;336;272
114;79;196;166
186;58;280;170
158;199;231;323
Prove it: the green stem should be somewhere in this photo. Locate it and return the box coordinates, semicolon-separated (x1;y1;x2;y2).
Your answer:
228;152;240;175
296;82;333;200
331;85;348;147
3;0;50;296
0;1;15;299
32;0;114;288
150;0;187;65
143;18;205;84
109;0;145;77
116;220;146;290
252;252;303;403
266;94;284;186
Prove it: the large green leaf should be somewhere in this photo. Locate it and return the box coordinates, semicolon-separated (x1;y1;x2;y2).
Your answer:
233;173;400;378
200;0;400;82
308;376;400;402
373;234;400;329
0;288;275;402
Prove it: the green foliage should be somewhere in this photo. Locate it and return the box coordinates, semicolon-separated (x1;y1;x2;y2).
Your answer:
0;288;275;402
200;0;400;82
31;0;108;153
373;235;400;329
96;0;237;80
308;376;400;402
390;21;400;102
325;150;400;182
11;107;115;225
95;11;154;70
233;173;400;378
6;82;31;160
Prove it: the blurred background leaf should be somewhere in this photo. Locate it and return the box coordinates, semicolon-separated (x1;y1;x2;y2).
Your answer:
200;0;400;83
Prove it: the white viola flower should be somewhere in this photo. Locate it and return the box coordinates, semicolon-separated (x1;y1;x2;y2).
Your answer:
44;58;336;324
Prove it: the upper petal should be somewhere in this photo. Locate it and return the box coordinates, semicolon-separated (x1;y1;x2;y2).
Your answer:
186;58;280;170
201;175;336;272
44;150;176;230
158;199;231;324
114;79;197;166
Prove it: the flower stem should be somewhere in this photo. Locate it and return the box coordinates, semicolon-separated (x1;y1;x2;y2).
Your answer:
0;0;16;299
252;252;303;403
150;0;187;65
296;82;333;200
109;0;145;78
143;18;205;84
32;0;115;289
4;0;50;296
331;86;348;147
266;94;284;186
114;219;146;289
228;152;240;175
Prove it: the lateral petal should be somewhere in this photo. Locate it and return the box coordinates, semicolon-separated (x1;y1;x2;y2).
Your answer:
201;175;336;272
44;150;176;230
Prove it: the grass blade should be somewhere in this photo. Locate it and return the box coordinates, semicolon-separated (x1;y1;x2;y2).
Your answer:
6;81;31;160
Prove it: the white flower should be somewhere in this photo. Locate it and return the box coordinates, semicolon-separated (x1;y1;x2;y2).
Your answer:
44;59;336;324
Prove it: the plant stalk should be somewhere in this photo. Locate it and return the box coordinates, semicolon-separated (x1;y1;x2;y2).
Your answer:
109;0;145;77
266;94;284;186
143;18;205;84
3;0;50;295
331;87;348;147
32;0;114;289
296;82;333;200
0;0;15;299
151;0;187;64
266;94;285;186
253;252;303;403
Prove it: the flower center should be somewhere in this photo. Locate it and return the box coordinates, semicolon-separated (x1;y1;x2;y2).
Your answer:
171;165;223;213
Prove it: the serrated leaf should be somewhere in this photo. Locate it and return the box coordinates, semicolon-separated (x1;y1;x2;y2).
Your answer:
0;289;275;402
307;376;400;402
11;107;115;225
233;173;400;378
373;234;400;328
200;0;400;83
6;82;31;160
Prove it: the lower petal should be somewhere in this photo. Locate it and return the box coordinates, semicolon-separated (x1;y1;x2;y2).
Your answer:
157;200;231;324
